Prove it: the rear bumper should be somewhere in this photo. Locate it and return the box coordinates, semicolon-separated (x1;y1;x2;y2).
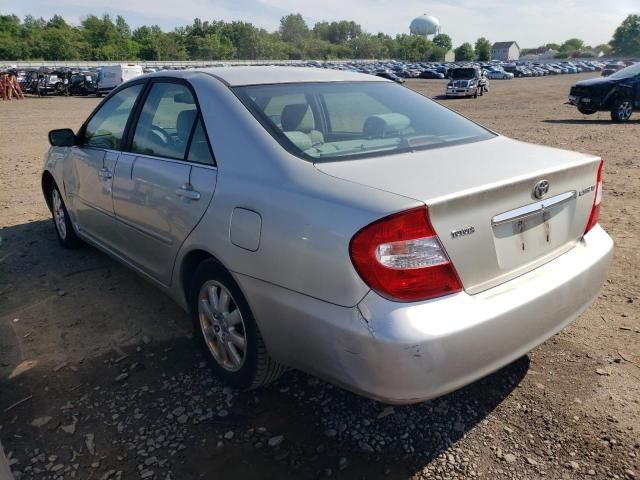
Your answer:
238;225;613;404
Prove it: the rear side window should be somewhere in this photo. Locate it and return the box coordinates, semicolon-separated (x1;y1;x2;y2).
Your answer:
132;82;198;160
187;119;214;165
83;84;143;149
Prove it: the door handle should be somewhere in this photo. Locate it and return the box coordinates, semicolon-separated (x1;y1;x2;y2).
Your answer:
98;168;113;180
176;183;201;201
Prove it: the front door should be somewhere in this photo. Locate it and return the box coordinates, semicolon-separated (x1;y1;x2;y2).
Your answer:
69;83;144;247
112;80;217;285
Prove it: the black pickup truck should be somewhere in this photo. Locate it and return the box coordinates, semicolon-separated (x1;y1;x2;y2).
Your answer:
568;63;640;122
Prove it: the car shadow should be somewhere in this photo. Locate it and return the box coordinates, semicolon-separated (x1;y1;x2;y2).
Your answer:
543;118;640;125
432;94;488;101
1;219;529;479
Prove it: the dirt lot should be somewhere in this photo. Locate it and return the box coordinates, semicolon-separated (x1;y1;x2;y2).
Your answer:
0;73;638;480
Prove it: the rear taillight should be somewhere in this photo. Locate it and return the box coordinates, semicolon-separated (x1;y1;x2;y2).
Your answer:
585;160;603;234
349;207;462;302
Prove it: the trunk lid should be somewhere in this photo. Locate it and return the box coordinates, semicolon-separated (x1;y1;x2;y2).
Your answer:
316;136;601;294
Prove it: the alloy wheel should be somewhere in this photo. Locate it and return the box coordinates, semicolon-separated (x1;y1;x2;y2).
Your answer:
52;189;67;240
618;101;632;121
198;280;247;372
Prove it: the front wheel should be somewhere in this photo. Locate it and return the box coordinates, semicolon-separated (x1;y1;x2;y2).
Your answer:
190;260;286;390
50;184;83;249
611;99;633;122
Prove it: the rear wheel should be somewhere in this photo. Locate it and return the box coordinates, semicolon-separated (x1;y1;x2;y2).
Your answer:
611;99;633;122
50;184;83;249
190;260;286;390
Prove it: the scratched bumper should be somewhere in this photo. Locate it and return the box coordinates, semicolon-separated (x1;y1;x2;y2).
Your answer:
236;225;612;404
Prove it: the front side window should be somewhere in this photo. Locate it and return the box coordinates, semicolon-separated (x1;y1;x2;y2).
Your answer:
83;83;143;150
132;82;198;160
234;81;494;162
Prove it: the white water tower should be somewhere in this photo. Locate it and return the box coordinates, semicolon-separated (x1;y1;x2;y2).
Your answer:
410;14;440;37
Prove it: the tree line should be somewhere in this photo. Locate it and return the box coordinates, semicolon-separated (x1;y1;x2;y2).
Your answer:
0;12;638;62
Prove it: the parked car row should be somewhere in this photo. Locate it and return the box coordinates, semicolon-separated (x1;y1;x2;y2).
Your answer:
301;59;617;81
7;58;637;100
14;64;144;97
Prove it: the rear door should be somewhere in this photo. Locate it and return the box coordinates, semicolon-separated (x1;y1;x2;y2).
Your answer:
68;83;144;248
112;79;217;285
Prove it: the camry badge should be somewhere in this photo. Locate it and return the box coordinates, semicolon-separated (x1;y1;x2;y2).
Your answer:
533;180;550;199
451;226;475;239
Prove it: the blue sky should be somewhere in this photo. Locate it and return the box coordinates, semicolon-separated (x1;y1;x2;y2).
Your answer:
3;0;637;47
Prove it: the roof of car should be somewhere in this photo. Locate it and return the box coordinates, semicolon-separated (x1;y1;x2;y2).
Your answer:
195;66;388;86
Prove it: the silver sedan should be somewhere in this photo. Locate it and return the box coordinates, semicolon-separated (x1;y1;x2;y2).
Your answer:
43;67;613;404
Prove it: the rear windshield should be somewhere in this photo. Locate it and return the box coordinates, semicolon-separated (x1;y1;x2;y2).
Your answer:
233;81;494;162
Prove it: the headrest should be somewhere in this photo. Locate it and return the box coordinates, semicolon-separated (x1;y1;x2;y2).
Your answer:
362;113;411;138
284;131;313;152
176;109;197;142
281;103;314;131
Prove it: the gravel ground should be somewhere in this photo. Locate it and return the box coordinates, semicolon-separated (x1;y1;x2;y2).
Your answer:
0;73;638;480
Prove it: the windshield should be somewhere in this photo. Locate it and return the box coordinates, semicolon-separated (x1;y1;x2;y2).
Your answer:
609;63;640;79
233;82;493;162
451;68;477;79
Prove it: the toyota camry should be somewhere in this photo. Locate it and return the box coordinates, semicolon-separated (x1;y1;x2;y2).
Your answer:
43;67;613;403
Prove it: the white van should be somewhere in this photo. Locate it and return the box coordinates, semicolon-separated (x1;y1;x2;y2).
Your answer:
95;64;143;96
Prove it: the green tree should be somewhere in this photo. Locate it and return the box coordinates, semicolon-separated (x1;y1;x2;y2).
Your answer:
0;15;25;59
595;43;613;56
474;37;491;60
426;45;447;61
454;42;475;61
610;14;640;56
433;33;452;51
392;34;433;61
279;14;309;44
558;37;585;57
328;21;361;43
350;33;388;59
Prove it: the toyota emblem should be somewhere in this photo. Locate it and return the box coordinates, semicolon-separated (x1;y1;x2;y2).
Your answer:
533;180;550;199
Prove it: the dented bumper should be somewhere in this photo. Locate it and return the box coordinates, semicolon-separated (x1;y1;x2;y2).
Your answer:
235;225;613;404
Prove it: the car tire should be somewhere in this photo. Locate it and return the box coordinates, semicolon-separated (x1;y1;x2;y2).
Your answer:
611;98;633;122
189;260;286;390
49;184;83;249
578;107;596;115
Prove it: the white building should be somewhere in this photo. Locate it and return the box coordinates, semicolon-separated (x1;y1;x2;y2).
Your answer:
491;41;521;61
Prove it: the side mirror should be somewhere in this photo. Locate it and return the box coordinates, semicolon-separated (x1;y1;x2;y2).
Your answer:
49;128;77;147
